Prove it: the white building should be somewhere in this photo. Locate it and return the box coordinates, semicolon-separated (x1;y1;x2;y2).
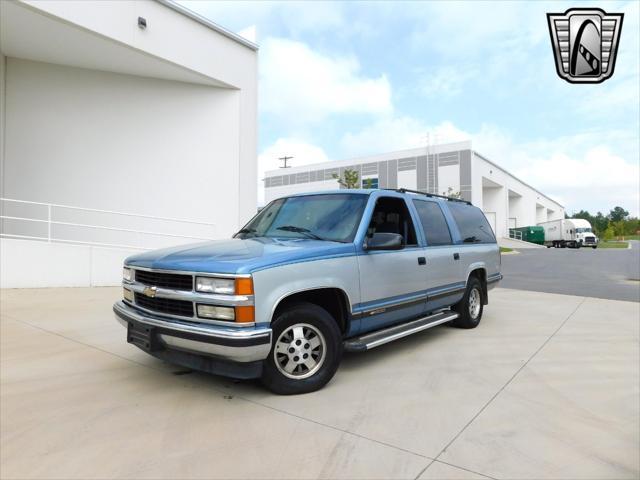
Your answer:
264;141;564;240
0;0;257;287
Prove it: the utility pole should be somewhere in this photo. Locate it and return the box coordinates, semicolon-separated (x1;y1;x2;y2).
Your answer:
278;156;293;168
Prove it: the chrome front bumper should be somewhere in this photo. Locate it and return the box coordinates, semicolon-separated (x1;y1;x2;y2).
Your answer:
113;301;272;363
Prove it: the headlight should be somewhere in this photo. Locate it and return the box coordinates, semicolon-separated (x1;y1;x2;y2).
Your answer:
196;304;235;321
123;267;134;282
195;276;235;294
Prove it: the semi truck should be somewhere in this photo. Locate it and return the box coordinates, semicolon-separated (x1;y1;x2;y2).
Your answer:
538;218;598;249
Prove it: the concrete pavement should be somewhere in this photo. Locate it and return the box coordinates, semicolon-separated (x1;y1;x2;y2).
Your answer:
1;287;638;479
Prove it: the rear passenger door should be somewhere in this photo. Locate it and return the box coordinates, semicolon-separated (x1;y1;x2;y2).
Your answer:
413;200;465;310
446;201;499;292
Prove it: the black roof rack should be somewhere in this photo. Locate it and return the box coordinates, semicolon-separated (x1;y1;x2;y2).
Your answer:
386;188;472;205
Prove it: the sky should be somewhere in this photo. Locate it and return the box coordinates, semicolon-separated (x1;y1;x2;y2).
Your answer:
180;0;639;215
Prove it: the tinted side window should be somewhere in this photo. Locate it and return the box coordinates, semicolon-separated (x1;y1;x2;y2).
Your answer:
448;203;496;243
413;200;452;246
367;197;418;246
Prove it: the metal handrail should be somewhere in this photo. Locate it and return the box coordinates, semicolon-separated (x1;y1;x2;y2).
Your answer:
508;229;523;241
0;197;216;250
1;197;213;225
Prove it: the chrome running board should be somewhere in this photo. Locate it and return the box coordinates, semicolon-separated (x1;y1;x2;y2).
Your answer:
343;310;458;352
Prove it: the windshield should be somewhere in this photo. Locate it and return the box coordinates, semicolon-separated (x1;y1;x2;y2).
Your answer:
576;227;592;233
235;194;368;243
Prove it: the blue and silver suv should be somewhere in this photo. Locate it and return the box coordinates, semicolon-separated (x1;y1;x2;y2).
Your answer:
114;189;501;394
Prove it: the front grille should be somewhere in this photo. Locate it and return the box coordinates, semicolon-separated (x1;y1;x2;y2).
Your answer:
134;292;194;317
134;270;193;291
585;237;596;243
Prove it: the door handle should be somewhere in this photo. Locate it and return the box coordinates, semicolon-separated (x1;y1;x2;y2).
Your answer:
453;253;460;260
418;257;426;265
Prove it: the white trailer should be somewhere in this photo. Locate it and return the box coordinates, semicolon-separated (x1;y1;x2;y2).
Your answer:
538;219;598;249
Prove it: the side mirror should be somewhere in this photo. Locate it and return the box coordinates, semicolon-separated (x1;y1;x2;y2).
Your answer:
364;233;404;251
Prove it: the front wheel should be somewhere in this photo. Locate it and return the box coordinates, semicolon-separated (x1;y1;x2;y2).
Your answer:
452;277;484;329
261;302;342;395
592;246;598;249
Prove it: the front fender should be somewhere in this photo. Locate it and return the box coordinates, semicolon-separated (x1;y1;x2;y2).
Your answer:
251;256;361;326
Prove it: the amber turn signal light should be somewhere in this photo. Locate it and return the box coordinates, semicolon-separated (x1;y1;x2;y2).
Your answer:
235;277;254;295
235;306;255;323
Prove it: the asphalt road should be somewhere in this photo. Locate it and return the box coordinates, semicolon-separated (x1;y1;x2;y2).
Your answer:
501;240;640;302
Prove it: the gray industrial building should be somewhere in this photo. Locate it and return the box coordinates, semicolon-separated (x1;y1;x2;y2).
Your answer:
264;141;564;240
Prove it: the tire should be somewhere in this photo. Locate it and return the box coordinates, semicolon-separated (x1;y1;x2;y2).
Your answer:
592;246;597;249
261;302;342;395
452;277;484;329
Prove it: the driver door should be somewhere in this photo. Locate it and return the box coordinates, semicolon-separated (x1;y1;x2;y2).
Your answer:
356;196;427;334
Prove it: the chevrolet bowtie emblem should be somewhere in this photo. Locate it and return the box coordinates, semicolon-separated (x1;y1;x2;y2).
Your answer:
547;8;624;84
142;286;157;298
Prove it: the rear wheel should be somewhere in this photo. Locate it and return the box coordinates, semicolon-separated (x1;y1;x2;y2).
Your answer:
452;277;484;329
261;302;342;395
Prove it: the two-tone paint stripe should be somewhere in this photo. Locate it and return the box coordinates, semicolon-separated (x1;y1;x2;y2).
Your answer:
351;282;467;319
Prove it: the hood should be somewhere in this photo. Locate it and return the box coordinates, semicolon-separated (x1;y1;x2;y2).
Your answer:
125;237;356;274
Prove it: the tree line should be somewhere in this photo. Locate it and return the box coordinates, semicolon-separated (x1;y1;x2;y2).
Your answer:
568;206;639;240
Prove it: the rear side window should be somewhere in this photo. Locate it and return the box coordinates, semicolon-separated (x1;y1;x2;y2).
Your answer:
448;203;496;244
413;200;452;246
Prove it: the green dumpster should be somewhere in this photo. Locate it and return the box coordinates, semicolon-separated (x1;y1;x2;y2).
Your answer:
511;226;545;245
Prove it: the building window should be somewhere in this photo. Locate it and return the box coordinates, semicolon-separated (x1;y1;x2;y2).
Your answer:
362;177;379;189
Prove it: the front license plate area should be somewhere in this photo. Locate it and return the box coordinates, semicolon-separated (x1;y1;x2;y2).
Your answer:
127;322;160;352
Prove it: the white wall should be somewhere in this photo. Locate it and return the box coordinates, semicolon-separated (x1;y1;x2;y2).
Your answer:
508;191;528;228
1;0;258;229
397;169;417;190
264;179;341;203
438;164;460;196
482;185;506;238
0;53;5;202
3;58;241;239
472;153;564;238
0;238;139;288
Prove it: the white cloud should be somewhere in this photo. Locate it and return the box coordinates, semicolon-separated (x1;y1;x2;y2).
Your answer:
260;38;392;122
417;66;478;98
514;148;640;216
179;1;349;40
408;1;549;57
338;115;639;215
257;138;330;204
340;118;470;158
237;25;256;43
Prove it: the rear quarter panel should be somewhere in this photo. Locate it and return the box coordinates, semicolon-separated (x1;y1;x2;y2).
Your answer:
460;243;501;283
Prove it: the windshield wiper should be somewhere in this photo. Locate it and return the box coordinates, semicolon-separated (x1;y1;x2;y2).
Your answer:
276;225;329;241
234;228;258;238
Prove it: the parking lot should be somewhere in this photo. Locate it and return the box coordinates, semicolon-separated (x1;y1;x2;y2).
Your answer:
2;285;638;479
501;241;640;302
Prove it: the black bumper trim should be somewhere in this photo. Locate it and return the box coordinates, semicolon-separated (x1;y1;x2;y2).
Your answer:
148;349;263;380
